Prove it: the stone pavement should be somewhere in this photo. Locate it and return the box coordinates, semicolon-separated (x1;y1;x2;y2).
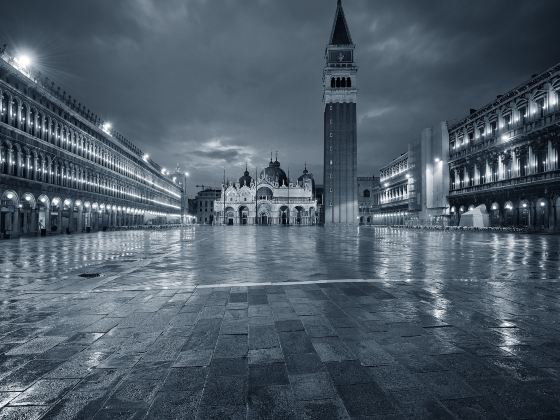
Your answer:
0;227;560;419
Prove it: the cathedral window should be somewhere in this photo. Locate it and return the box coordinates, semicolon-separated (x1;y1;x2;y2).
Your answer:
347;77;352;88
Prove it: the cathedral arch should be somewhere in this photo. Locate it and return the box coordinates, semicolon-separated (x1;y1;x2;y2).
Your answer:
257;187;273;200
238;206;249;225
225;206;235;226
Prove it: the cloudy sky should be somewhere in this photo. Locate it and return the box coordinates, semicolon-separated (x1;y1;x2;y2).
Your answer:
2;0;560;193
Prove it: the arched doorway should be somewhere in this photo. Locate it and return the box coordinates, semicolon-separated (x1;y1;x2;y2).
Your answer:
536;199;548;229
280;206;289;225
50;197;61;233
504;201;514;226
225;207;235;225
295;206;305;225
1;191;18;238
61;199;73;233
519;201;529;227
20;193;37;235
239;206;249;225
37;195;50;234
489;202;500;226
83;202;92;232
259;213;269;225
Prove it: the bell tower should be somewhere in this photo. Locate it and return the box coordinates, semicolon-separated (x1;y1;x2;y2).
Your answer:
323;0;358;224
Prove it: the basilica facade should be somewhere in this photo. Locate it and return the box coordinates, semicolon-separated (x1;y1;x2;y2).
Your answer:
214;158;318;225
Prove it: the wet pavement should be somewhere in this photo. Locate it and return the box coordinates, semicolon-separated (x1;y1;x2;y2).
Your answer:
1;226;560;419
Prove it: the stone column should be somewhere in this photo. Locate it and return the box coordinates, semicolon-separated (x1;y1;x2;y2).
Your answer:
7;94;13;126
33;110;39;137
528;146;535;175
33;154;39;181
12;208;20;237
25;105;31;134
77;208;83;233
529;201;536;230
548;198;555;231
15;99;22;130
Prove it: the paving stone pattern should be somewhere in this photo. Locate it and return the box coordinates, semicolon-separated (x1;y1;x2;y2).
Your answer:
0;227;560;419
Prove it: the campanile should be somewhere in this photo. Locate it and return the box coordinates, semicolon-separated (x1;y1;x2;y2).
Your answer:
323;0;358;224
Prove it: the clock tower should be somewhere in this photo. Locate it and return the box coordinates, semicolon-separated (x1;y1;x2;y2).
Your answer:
323;0;358;224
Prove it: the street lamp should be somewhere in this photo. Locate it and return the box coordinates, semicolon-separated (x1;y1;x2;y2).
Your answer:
15;54;32;68
101;122;112;134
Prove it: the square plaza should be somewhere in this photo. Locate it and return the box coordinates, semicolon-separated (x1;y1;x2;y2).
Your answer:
0;226;559;419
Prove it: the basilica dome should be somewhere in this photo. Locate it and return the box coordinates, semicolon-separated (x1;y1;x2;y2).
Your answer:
260;158;288;186
239;165;252;187
298;164;315;193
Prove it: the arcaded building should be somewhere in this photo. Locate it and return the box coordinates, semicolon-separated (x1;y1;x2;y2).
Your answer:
214;159;318;225
0;49;182;238
376;152;416;225
448;63;560;229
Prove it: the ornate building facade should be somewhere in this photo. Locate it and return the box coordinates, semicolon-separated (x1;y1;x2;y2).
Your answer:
376;152;416;225
361;122;449;226
357;176;380;224
323;0;358;224
214;159;318;225
0;49;182;238
448;64;560;230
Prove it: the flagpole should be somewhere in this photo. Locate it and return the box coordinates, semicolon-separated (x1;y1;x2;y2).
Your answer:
223;168;226;225
287;168;290;226
255;167;258;225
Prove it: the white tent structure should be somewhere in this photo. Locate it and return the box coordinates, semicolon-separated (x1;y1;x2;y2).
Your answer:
459;204;490;228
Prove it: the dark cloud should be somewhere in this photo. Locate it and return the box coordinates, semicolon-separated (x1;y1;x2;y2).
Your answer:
2;0;560;193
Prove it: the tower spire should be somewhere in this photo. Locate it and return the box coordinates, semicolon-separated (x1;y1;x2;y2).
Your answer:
329;0;353;45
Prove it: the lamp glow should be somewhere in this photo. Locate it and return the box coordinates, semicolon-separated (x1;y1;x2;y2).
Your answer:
15;54;32;68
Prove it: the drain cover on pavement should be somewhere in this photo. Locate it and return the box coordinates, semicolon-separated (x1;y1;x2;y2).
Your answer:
79;273;101;278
